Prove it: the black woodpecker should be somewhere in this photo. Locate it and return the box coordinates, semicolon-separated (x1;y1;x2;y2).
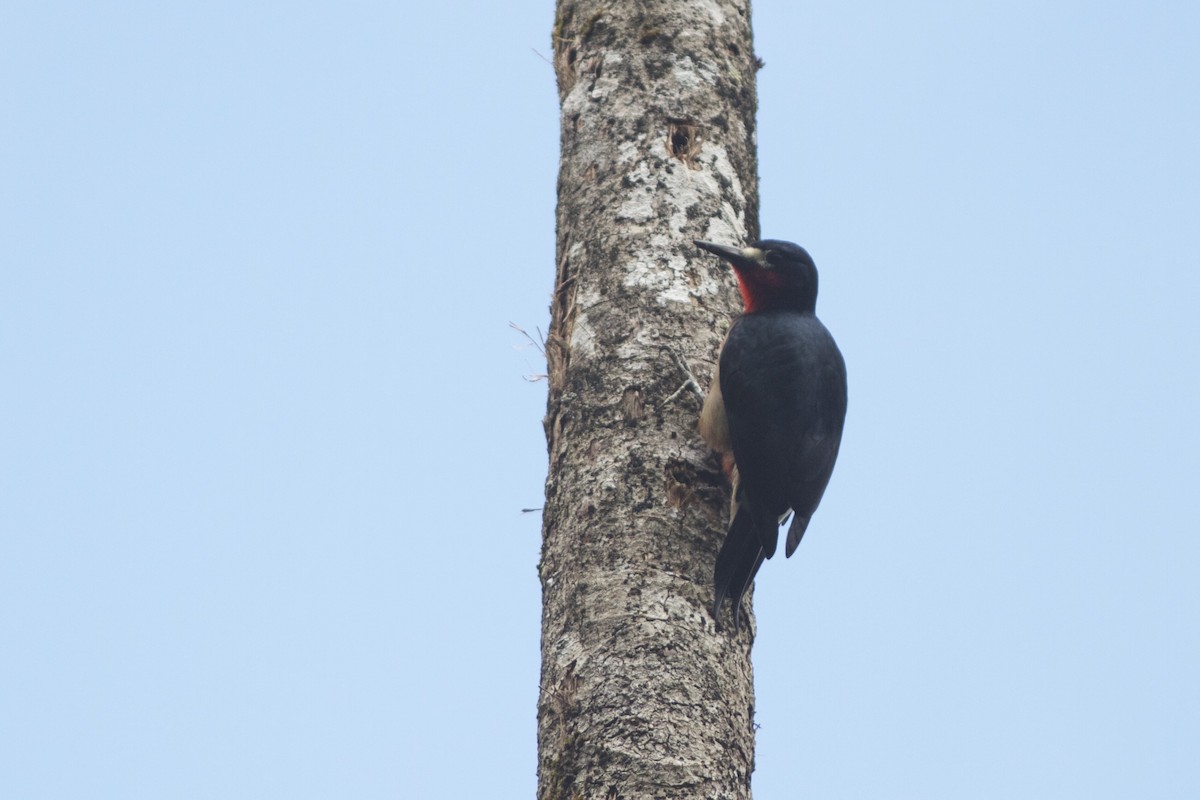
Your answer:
695;239;848;630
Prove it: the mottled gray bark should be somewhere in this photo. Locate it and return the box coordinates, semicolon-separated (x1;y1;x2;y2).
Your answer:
539;1;761;798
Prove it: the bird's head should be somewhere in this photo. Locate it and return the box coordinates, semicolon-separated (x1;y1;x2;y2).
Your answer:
694;239;818;314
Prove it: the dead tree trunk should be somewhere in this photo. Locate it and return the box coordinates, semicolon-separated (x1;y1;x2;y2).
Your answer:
539;1;761;797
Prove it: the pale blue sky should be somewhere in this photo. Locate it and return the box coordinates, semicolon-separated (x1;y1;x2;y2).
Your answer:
2;2;1198;798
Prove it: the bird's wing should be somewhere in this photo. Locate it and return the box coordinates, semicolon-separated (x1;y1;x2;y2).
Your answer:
719;314;847;555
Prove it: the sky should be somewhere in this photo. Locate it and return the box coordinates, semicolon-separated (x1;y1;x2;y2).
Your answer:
2;2;1198;798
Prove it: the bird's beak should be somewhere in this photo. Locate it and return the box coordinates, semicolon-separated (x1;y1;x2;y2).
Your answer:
694;240;764;269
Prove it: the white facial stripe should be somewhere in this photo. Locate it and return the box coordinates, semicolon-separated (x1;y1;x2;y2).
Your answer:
741;247;765;263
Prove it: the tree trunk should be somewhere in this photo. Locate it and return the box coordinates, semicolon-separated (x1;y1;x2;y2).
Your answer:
539;1;761;798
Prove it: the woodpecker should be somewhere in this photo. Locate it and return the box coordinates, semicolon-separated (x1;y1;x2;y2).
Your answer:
695;239;848;630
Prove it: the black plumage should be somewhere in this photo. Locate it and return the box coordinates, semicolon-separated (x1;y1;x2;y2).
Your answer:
695;240;848;630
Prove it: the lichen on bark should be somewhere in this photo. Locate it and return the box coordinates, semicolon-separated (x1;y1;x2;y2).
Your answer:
540;1;762;797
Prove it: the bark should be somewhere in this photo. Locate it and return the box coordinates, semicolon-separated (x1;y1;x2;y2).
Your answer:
539;1;761;798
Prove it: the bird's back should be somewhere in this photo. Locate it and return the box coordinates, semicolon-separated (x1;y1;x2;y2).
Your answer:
719;310;847;549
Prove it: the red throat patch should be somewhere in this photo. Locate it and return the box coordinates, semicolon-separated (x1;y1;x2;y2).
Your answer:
735;268;785;313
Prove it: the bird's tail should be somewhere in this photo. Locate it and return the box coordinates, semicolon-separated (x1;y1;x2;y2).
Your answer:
713;506;767;632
